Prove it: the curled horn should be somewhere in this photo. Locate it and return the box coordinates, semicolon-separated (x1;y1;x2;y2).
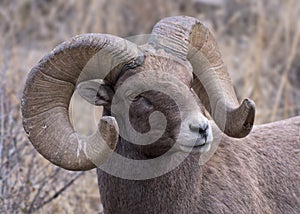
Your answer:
22;34;143;170
148;16;255;138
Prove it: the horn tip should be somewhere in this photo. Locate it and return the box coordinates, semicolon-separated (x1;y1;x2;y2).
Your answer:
98;116;119;150
238;98;256;138
243;98;255;110
224;98;256;138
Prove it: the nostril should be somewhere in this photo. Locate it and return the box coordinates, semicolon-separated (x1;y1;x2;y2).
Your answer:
189;123;208;135
198;125;208;135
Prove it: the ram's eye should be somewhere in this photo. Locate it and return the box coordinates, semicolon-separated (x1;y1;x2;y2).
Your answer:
128;94;141;102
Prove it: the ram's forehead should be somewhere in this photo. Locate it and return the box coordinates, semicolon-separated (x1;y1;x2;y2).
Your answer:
115;54;193;88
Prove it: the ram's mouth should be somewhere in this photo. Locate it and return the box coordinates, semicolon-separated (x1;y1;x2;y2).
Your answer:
178;137;211;153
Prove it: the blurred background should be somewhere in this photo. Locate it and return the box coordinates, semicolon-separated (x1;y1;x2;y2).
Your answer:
0;0;299;213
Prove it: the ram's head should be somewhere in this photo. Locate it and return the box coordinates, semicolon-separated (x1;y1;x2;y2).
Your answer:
21;16;255;171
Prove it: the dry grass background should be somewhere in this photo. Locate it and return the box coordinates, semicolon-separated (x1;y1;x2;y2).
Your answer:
0;0;299;213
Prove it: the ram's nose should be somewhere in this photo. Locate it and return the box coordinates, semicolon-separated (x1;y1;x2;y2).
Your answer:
189;123;209;137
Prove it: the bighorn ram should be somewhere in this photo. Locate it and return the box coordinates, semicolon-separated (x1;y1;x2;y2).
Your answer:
22;16;300;213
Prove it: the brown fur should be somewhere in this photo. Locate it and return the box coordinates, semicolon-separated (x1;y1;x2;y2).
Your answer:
98;116;300;214
22;17;298;213
95;54;300;213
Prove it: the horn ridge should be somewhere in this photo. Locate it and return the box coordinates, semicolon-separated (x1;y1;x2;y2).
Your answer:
148;16;255;138
22;34;141;170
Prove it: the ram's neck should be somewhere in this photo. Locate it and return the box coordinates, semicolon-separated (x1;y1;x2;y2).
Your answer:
97;137;206;213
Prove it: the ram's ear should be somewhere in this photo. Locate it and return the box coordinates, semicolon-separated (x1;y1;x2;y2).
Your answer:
77;80;114;106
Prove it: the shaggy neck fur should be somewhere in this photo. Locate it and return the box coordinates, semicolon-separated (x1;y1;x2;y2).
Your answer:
97;138;205;213
97;117;300;214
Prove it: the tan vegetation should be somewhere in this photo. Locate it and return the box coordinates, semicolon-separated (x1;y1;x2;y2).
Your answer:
0;0;299;213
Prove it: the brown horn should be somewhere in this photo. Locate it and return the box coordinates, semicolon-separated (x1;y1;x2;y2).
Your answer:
148;16;255;138
22;34;143;170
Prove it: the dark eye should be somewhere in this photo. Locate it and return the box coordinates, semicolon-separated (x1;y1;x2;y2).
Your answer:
128;94;142;102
